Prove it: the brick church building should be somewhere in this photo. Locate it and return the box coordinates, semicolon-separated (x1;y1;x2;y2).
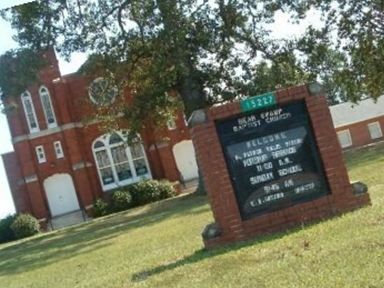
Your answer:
1;49;198;226
330;96;384;150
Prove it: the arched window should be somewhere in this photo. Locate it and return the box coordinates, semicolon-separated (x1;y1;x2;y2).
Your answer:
39;86;57;128
21;91;39;133
88;77;117;106
92;132;151;191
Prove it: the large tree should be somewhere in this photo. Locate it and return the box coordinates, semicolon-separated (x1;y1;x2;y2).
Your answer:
2;0;381;120
3;0;378;194
0;0;314;120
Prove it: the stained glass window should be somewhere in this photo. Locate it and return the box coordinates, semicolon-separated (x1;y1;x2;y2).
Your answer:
92;132;151;191
39;86;57;127
21;91;39;133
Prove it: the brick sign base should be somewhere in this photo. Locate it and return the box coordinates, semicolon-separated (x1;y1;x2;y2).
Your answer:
190;84;370;249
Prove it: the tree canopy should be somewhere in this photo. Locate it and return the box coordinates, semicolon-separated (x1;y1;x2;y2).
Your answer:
1;0;383;127
280;0;384;102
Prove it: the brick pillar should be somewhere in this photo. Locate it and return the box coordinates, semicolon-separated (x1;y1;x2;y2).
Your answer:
6;102;26;137
13;141;49;219
61;128;94;208
25;181;48;220
148;144;166;179
52;78;72;124
190;84;371;249
156;141;179;182
72;167;94;209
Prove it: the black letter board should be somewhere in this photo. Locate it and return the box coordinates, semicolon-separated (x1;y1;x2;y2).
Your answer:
216;101;330;220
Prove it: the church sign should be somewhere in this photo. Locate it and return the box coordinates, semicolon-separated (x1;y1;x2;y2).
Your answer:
190;84;371;249
217;101;329;220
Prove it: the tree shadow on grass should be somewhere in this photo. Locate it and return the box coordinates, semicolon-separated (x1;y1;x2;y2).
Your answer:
0;194;209;276
130;215;348;283
130;232;285;282
344;142;384;169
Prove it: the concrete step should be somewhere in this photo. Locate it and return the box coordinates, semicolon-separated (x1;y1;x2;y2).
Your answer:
180;178;199;194
49;210;90;230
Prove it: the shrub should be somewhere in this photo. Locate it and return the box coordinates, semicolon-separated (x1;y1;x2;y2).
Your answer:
111;190;133;212
128;180;176;206
92;198;110;217
0;214;17;243
10;214;40;239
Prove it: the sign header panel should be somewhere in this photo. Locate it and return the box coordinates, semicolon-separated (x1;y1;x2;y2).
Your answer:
240;92;277;112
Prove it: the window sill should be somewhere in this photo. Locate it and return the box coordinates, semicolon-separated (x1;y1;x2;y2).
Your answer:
101;174;151;192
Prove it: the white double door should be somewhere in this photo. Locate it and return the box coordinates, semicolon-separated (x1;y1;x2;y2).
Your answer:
44;174;80;217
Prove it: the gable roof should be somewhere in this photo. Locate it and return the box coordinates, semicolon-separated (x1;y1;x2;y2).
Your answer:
330;96;384;128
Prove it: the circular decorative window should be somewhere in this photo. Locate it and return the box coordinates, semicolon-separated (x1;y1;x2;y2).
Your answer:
88;77;118;105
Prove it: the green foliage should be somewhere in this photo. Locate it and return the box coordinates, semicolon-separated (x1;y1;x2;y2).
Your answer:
0;1;64;51
128;180;176;206
321;0;384;101
10;214;40;240
3;0;383;121
1;0;300;124
92;198;110;218
111;190;133;212
0;49;46;102
0;214;17;243
92;180;176;216
246;51;312;95
280;0;384;102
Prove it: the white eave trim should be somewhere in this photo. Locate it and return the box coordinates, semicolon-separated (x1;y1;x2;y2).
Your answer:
333;116;384;129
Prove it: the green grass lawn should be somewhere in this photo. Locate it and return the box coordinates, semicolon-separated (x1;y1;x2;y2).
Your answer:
1;143;384;288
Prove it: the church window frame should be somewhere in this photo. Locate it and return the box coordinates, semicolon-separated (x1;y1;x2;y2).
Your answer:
39;86;57;128
92;132;151;191
21;91;39;133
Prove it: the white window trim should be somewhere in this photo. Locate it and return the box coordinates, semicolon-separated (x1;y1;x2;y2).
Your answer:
53;141;64;159
35;145;46;164
92;132;152;191
88;77;118;106
39;86;57;128
167;117;177;130
183;114;189;127
337;129;353;148
21;91;39;133
367;122;383;140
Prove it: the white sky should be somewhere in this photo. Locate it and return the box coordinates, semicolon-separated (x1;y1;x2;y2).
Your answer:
0;0;322;218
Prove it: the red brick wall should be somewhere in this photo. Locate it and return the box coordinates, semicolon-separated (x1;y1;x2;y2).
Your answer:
2;152;31;214
336;116;384;149
3;50;192;221
6;101;26;137
26;181;48;220
190;84;371;248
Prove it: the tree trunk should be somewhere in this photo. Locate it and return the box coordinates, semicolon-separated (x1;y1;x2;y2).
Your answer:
178;73;206;118
178;74;207;195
